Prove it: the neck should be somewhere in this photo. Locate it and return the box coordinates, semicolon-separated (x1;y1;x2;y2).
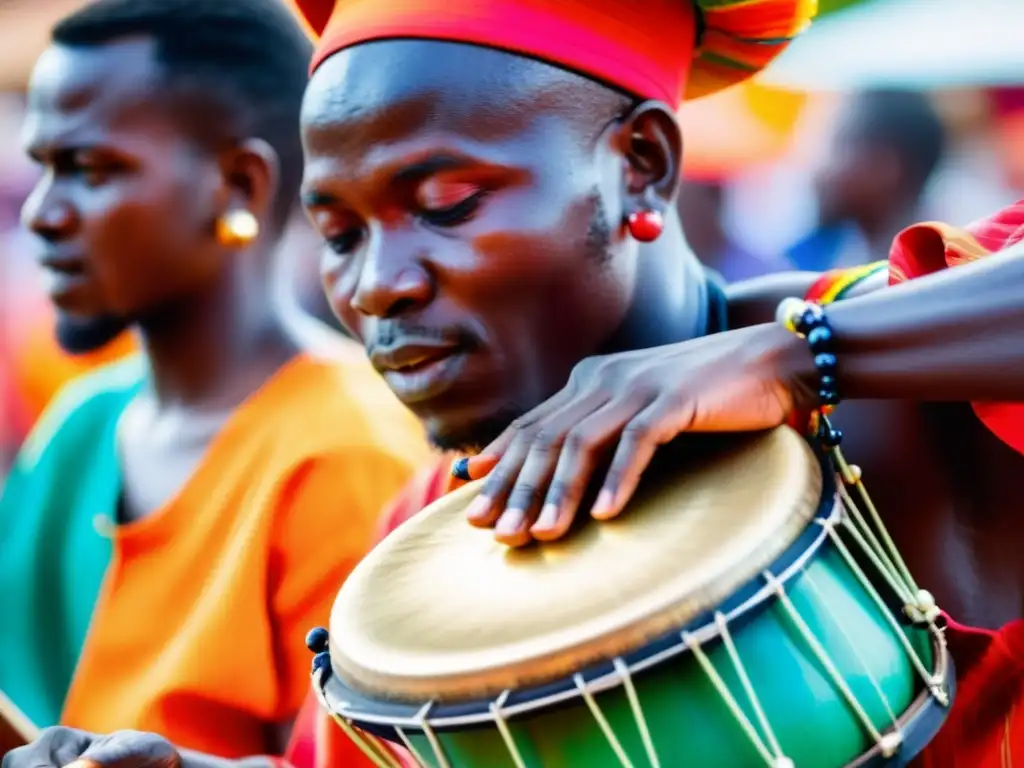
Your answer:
602;218;708;354
137;254;298;407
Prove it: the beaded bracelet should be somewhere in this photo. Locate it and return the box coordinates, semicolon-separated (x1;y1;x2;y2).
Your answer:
776;297;843;448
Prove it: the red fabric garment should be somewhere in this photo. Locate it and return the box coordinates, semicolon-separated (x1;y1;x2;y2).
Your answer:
298;0;695;105
284;0;817;105
917;618;1024;768
889;200;1024;455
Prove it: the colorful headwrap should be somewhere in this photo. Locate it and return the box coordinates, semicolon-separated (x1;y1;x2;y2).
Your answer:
286;0;818;106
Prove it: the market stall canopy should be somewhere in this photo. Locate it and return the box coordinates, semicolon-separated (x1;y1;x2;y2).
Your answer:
0;0;91;91
760;0;1024;92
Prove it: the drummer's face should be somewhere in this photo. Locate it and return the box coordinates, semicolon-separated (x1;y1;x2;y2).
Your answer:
302;41;638;449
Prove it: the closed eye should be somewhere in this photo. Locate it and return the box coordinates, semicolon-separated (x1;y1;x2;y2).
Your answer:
325;229;364;255
416;179;487;228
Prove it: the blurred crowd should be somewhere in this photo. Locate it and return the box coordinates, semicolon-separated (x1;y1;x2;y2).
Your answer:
4;82;1020;475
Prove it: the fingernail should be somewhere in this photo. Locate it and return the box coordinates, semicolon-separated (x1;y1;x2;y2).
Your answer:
466;455;499;480
465;495;493;522
591;489;615;520
532;503;559;531
496;508;525;536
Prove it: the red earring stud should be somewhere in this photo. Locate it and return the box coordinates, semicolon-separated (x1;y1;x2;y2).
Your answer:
627;210;664;243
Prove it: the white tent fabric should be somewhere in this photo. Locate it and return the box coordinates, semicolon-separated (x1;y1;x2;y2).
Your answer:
760;0;1024;92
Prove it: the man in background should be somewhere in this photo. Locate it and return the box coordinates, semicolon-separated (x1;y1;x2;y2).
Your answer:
0;0;428;757
787;88;946;271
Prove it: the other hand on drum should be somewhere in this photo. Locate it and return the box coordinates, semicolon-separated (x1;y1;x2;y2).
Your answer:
464;323;816;546
1;727;269;768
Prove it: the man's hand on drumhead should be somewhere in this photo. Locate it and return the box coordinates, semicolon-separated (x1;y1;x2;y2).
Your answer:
464;324;812;546
2;727;180;768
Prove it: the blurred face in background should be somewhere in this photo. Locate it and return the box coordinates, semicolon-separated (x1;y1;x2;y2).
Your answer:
21;39;235;354
812;112;900;228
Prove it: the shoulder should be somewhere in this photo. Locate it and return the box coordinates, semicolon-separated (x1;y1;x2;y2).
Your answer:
15;355;145;468
725;262;889;326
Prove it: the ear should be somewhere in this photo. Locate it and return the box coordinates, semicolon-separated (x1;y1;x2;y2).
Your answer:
215;138;280;225
615;101;683;216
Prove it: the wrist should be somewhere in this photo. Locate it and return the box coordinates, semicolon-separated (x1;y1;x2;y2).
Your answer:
753;321;819;414
770;299;840;414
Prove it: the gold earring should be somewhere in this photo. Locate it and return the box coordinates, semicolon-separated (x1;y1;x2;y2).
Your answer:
216;209;259;247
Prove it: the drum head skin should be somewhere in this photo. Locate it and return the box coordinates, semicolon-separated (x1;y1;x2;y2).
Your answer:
330;426;822;703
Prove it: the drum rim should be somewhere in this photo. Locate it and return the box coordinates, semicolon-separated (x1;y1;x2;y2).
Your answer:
331;428;826;701
843;628;954;768
316;626;954;766
318;471;846;731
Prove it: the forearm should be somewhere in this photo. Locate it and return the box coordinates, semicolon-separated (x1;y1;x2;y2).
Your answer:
808;242;1024;402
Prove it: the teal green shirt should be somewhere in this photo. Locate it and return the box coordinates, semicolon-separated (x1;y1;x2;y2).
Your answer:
0;356;144;727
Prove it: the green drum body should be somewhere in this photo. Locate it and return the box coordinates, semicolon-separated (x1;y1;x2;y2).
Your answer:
315;429;953;768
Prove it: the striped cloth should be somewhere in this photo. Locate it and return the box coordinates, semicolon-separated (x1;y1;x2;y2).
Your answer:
688;0;818;99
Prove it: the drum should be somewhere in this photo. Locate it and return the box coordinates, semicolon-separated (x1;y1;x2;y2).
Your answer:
312;426;953;767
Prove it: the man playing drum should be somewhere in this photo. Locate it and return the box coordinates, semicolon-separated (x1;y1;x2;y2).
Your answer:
9;0;1024;766
0;0;429;757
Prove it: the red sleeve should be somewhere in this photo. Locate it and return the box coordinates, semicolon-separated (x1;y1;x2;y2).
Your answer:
916;618;1024;768
888;201;1024;455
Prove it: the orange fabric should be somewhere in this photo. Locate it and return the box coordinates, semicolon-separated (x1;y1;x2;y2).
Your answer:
60;351;432;758
299;0;695;106
287;0;816;104
10;315;136;434
889;200;1024;455
289;458;454;768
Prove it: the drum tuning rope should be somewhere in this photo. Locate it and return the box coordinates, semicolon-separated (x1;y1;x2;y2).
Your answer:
394;725;433;767
312;667;402;768
490;691;529;768
764;571;891;751
416;702;453;768
573;673;636;767
612;658;662;768
683;617;793;767
816;415;948;707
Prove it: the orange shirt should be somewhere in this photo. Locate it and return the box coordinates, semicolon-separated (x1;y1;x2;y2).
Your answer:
287;459;455;768
59;350;431;757
7;304;136;432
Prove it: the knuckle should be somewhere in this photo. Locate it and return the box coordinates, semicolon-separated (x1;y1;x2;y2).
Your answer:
622;418;653;443
546;480;576;505
564;427;598;456
508;483;542;509
569;355;603;383
508;416;530;432
482;473;509;497
532;430;563;453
